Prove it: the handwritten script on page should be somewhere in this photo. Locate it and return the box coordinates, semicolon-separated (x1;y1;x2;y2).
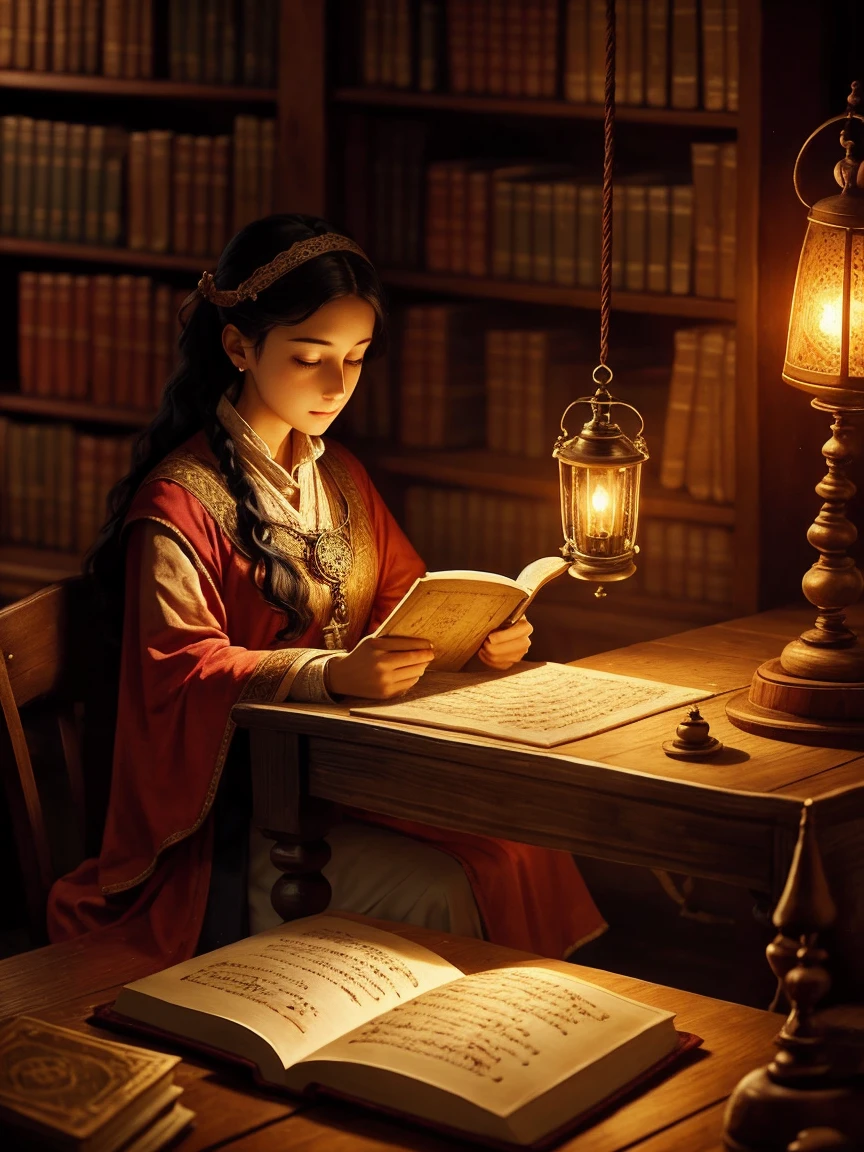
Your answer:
315;965;672;1113
350;661;712;746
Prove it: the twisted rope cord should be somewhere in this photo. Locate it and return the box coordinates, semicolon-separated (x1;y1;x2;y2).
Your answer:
598;0;616;375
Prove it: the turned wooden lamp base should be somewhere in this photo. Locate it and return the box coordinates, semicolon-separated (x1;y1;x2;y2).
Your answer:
726;658;864;745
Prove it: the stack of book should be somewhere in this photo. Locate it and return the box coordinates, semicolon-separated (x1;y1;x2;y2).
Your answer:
169;0;278;85
640;518;734;605
357;0;739;111
0;1;278;85
660;324;736;504
0;418;136;553
404;484;562;578
399;304;486;449
17;271;186;412
0;114;275;253
0;1015;194;1151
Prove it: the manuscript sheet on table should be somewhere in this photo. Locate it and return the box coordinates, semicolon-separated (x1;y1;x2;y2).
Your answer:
349;661;712;747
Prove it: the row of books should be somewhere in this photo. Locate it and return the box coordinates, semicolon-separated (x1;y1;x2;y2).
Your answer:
0;418;134;554
641;519;734;604
0;114;275;252
660;324;735;504
0;0;278;86
360;0;739;112
18;271;185;411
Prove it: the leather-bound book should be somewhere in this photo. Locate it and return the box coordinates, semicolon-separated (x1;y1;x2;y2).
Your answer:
588;0;605;102
551;178;578;286
485;0;505;94
17;271;37;395
65;121;87;240
539;0;559;97
169;0;185;79
12;0;32;69
184;0;202;83
83;123;107;244
66;0;84;72
211;134;230;254
55;423;76;551
425;160;451;271
644;0;668;106
0;0;12;68
0;117;17;236
90;274;115;406
232;114;259;232
701;0;725;111
258;118;275;218
127;132;150;250
33;272;54;397
123;0;142;78
660;325;698;489
625;0;645;105
131;277;152;411
691;141;720;297
113;274;134;406
71;274;91;400
467;0;488;94
725;0;739;111
147;130;173;253
646;184;671;293
52;0;68;71
152;283;173;410
41;422;58;547
30;117;52;238
53;273;74;400
669;183;694;294
202;0;221;83
14;116;35;238
670;0;698;109
447;0;470;93
564;0;589;102
32;0;48;69
522;0;542;98
686;325;725;501
718;142;737;300
503;0;524;96
48;119;69;240
467;166;492;277
5;419;24;543
190;134;213;256
240;0;260;85
23;423;43;545
82;0;99;72
139;0;154;77
171;134;193;255
102;0;125;78
219;0;236;83
102;126;127;246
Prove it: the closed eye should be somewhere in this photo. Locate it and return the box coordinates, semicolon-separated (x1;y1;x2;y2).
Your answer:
345;357;365;367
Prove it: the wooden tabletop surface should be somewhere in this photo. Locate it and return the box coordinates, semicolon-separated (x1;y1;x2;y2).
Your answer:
0;915;780;1152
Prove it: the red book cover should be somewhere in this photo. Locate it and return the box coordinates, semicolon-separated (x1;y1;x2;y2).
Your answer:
447;0;470;93
171;135;194;256
34;272;55;398
131;277;152;411
191;135;214;257
53;273;73;399
152;284;173;411
113;275;134;407
127;133;150;250
91;275;115;407
18;271;37;395
448;163;469;274
71;275;91;400
467;168;491;277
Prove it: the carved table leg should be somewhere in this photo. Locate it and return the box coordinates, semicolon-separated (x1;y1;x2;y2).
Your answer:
249;727;336;923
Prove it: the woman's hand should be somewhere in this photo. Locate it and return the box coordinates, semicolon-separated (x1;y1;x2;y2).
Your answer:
477;617;533;670
326;635;434;699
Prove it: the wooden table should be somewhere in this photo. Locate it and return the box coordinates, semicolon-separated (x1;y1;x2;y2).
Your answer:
0;916;781;1151
232;606;864;996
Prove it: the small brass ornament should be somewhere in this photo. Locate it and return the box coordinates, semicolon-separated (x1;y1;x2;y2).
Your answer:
662;706;723;759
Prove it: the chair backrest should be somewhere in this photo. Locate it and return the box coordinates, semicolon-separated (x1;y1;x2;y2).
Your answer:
0;576;119;945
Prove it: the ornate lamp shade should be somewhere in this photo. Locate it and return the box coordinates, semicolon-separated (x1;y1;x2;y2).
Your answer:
783;117;864;408
554;391;649;588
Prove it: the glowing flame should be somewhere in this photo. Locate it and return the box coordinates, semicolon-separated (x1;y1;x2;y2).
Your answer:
591;485;610;514
819;299;842;340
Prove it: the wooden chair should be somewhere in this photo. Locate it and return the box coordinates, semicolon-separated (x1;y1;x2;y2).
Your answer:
0;577;119;946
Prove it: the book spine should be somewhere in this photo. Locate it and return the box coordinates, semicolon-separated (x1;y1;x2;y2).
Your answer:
491;176;515;279
615;0;630;104
363;0;382;85
152;283;173;410
90;274;114;406
721;327;736;502
219;0;236;84
564;0;589;102
503;0;524;97
127;131;149;250
139;0;154;78
522;0;542;97
32;0;49;70
486;0;505;94
71;275;91;400
626;0;645;105
551;182;577;286
30;117;51;239
523;331;546;457
65;121;86;241
54;273;74;399
34;272;54;397
417;0;442;92
18;271;37;395
531;181;553;283
669;184;694;294
623;184;648;292
467;0;488;94
576;184;601;287
0;117;17;236
48;120;69;241
203;0;221;83
0;0;12;68
55;424;75;551
123;0;141;78
701;0;725;111
425;162;451;271
426;307;447;446
724;0;739;111
12;0;32;69
392;0;411;88
448;0;470;93
15;116;34;238
148;130;173;253
186;0;203;83
503;327;524;454
466;169;490;277
485;328;507;451
512;179;533;281
82;0;99;73
83;123;106;245
211;135;231;256
66;0;84;72
171;134;193;255
587;0;605;102
686;326;724;501
539;0;559;97
448;164;468;274
660;326;698;489
101;128;126;246
378;0;394;86
398;307;427;447
113;274;133;406
53;0;69;72
670;0;698;109
23;423;43;546
718;142;737;300
128;276;151;411
646;185;670;293
75;432;95;553
691;142;720;298
102;0;124;77
644;0;668;107
169;0;186;79
191;134;213;256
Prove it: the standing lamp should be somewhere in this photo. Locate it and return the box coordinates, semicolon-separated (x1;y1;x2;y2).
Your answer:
553;0;649;598
727;83;864;741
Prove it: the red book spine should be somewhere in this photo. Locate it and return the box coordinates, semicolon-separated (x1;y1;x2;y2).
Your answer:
191;135;213;256
113;275;134;406
131;277;152;411
486;0;506;94
152;284;173;411
71;275;91;400
425;162;451;271
447;0;470;93
522;0;542;97
468;0;488;93
18;271;37;394
171;135;193;256
34;272;55;397
503;0;524;96
539;0;559;97
467;170;490;276
53;273;73;398
448;165;468;274
91;275;114;406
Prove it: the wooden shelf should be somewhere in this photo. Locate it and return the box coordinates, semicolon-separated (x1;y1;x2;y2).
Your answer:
379;269;738;321
0;237;212;272
332;87;739;129
0;70;277;102
371;449;736;526
0;544;81;591
0;393;151;427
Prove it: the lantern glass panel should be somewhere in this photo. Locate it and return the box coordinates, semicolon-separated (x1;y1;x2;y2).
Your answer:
785;220;848;377
849;231;864;377
559;459;641;559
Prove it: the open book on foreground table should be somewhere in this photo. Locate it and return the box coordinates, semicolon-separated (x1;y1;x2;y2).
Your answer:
374;555;570;671
105;916;698;1151
350;661;713;746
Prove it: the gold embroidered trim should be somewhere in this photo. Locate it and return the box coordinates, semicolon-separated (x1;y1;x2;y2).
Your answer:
142;451;245;554
319;448;378;648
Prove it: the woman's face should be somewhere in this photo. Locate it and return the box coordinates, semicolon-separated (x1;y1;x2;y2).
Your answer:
224;294;376;442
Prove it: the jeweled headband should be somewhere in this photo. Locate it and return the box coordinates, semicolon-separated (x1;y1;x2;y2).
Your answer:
196;233;371;308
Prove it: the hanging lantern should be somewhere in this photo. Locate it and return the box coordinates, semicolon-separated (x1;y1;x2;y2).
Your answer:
783;90;864;408
554;372;649;593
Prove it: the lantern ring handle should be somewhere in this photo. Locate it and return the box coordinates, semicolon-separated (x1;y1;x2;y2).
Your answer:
792;111;864;209
592;363;614;386
558;397;646;441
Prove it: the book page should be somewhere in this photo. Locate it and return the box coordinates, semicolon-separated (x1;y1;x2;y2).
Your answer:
299;962;676;1119
350;661;712;746
114;916;463;1078
373;576;526;672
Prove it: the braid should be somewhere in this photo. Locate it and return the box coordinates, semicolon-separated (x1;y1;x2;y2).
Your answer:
206;418;314;643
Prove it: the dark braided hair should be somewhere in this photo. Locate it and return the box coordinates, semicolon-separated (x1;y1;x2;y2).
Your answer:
88;213;387;642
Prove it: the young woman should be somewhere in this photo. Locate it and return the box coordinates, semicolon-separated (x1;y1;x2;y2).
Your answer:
47;215;605;964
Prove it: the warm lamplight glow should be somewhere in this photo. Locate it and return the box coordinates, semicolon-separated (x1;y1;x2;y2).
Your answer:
820;298;842;339
591;484;610;513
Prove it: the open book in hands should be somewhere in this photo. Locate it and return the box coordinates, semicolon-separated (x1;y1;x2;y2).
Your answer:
106;915;697;1150
373;555;570;672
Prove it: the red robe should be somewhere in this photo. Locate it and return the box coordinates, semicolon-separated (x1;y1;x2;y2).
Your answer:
48;433;605;963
